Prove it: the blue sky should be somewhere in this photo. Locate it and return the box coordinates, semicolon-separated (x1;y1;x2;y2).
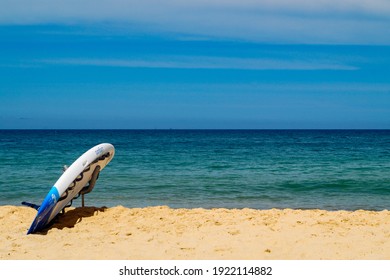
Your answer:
1;0;390;129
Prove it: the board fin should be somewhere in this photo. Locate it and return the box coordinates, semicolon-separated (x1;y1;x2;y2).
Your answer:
80;165;101;196
74;165;102;207
22;201;40;211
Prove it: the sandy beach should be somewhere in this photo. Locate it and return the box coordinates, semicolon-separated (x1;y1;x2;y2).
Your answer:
1;205;389;260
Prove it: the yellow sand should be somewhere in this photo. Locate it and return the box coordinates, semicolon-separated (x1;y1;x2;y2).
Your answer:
1;205;389;260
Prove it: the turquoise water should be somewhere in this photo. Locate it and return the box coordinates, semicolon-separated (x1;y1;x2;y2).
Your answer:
1;130;390;210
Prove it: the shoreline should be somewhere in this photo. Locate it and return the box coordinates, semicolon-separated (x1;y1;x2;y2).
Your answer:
1;205;389;260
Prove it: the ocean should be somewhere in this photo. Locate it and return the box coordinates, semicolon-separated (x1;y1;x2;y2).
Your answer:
1;130;390;211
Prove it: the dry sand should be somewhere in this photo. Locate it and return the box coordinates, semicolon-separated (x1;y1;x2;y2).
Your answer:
1;205;390;260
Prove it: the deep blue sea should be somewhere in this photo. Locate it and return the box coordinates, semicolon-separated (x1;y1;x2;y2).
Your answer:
1;130;390;210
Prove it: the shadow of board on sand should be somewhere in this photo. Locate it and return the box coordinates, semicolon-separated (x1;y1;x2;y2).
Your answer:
32;207;107;235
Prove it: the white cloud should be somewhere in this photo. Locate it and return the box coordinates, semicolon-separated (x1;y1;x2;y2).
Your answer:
1;0;390;44
36;56;358;70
